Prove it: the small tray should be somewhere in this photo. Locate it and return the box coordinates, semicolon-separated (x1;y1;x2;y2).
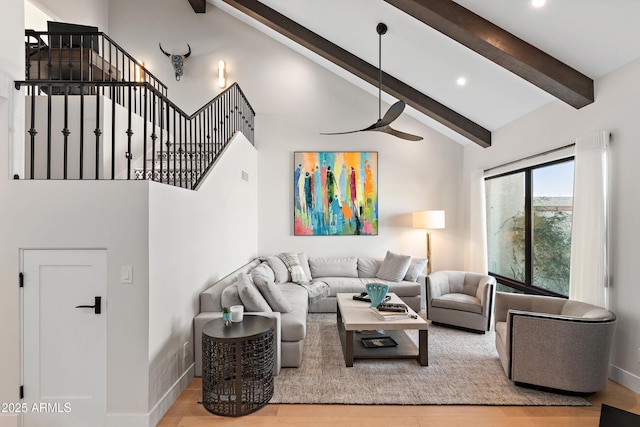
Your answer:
360;336;398;348
352;293;392;303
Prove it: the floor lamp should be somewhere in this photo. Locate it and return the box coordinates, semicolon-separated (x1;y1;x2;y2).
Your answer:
413;210;445;275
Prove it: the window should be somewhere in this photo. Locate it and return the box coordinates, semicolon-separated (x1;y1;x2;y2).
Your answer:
485;158;574;296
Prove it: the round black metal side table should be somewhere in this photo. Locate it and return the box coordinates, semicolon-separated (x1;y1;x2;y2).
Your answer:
201;315;275;416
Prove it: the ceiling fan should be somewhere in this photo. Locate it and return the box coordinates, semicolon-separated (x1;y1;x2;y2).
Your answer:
321;23;423;142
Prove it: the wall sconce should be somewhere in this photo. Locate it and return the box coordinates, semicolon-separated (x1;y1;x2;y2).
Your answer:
412;210;446;275
217;60;226;88
136;61;145;83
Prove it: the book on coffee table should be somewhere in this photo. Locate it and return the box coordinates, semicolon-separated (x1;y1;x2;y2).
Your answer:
360;336;398;348
376;302;409;312
370;307;412;321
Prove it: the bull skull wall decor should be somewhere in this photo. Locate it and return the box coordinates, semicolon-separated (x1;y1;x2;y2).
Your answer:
158;43;192;81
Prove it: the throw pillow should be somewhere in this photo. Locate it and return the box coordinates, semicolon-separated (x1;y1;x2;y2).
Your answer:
404;257;428;282
251;262;276;286
236;273;272;312
254;278;292;313
220;284;243;309
297;252;313;280
266;255;290;283
376;251;412;282
277;252;309;283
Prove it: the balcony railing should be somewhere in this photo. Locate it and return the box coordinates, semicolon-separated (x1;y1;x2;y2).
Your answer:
17;30;255;190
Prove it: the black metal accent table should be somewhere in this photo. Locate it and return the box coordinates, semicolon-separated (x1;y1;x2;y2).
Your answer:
201;315;275;416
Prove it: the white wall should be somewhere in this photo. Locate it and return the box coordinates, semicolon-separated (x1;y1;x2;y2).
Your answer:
34;0;108;32
107;0;466;271
147;134;258;423
463;58;640;393
0;181;152;427
0;1;29;426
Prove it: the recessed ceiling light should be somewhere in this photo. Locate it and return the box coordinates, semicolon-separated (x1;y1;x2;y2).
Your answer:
456;77;467;86
531;0;546;8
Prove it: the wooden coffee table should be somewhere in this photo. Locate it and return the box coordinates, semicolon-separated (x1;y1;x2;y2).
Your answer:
336;292;429;367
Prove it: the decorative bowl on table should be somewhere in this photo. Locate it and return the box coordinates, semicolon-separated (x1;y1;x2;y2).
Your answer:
365;283;389;308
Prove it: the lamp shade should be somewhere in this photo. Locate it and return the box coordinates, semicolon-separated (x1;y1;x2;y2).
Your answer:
413;210;445;230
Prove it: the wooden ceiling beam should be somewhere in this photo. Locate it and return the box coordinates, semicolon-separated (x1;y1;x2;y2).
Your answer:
384;0;594;108
221;0;491;147
188;0;207;13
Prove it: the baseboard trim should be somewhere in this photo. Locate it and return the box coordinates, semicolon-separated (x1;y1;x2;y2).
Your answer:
106;364;195;427
148;363;195;427
609;364;640;394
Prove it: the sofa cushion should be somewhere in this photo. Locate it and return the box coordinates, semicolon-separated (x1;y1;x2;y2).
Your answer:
309;256;358;278
314;277;363;296
358;258;381;278
364;278;422;297
432;293;483;314
251;262;275;285
404;257;427;281
220;284;243;309
236;273;272;312
278;284;308;342
254;278;292;313
315;277;421;298
376;251;412;282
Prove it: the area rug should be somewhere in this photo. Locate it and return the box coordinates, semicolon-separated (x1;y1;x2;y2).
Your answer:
271;314;590;406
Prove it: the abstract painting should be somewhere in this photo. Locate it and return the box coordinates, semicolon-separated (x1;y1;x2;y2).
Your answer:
294;151;378;236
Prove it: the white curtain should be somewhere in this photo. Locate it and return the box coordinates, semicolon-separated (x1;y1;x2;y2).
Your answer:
467;169;488;273
569;130;610;308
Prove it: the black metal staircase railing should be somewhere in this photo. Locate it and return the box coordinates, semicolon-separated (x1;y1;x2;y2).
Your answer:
17;30;255;190
25;29;167;97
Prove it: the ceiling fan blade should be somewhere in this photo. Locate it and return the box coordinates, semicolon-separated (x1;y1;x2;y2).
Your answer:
381;126;423;141
378;101;406;127
319;130;362;136
321;120;380;135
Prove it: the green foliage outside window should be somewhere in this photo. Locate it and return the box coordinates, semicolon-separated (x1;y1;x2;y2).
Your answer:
507;203;571;296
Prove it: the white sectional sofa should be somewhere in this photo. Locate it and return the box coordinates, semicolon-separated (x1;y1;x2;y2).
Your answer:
194;252;425;376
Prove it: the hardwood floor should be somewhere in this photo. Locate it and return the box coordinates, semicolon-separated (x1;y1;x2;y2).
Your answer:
159;377;640;427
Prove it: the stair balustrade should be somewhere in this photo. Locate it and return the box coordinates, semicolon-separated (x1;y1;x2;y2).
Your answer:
16;30;255;190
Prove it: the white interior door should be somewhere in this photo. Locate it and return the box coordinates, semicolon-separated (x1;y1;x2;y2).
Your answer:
22;250;107;427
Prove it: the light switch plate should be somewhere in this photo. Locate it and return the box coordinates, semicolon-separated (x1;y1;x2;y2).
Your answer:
121;265;133;284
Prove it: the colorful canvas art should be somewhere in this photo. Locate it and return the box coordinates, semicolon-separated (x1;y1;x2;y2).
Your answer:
294;151;378;235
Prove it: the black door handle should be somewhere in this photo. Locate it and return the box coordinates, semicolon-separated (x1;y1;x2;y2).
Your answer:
75;296;102;314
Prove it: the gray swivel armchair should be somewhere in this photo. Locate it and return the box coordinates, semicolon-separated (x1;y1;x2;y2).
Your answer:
494;292;616;393
426;271;496;333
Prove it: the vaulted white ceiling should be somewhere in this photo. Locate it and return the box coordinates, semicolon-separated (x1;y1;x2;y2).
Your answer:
210;0;640;145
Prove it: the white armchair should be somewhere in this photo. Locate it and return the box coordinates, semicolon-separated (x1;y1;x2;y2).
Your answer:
426;271;496;333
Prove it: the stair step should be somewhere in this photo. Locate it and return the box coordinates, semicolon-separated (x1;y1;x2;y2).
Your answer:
146;159;206;167
148;152;212;161
142;164;204;170
163;142;219;149
134;168;201;182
